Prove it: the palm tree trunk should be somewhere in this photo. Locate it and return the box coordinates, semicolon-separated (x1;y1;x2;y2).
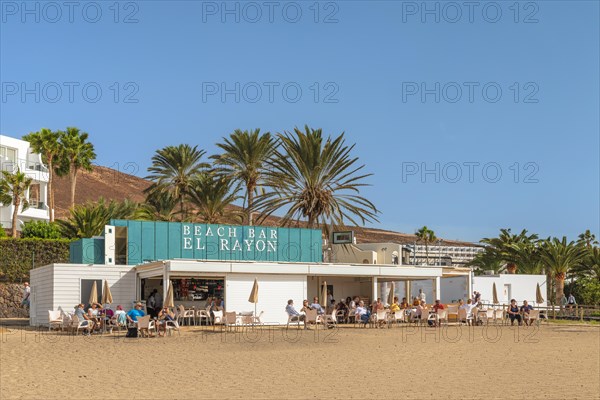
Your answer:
247;189;254;226
555;276;565;307
69;166;77;208
11;196;19;237
48;160;54;222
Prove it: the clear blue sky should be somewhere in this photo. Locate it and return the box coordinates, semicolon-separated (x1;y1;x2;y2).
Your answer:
1;1;598;242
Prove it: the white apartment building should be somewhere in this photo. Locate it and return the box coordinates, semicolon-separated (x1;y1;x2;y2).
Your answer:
0;135;50;231
409;243;484;267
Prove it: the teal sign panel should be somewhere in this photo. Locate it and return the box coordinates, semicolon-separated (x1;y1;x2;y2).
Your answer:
109;219;323;265
70;238;104;264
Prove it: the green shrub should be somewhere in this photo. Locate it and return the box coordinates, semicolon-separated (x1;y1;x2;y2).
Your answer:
0;226;6;238
0;238;71;282
575;277;600;305
21;221;63;239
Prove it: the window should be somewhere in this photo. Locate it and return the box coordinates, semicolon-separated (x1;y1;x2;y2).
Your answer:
80;279;102;306
0;146;17;166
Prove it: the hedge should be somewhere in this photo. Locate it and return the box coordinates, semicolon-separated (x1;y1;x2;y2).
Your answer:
0;238;72;282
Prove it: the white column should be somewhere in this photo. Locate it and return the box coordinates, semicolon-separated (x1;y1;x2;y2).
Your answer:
434;277;441;301
372;277;378;303
406;281;411;301
162;262;170;304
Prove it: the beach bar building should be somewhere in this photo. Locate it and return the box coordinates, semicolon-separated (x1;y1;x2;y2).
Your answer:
31;219;533;326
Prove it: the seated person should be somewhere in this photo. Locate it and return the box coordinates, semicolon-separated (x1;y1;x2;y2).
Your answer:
431;300;445;326
400;297;409;309
412;297;421;307
157;306;176;336
126;302;146;324
355;301;369;323
336;299;348;321
74;303;93;335
112;305;127;326
508;299;522;326
520;300;534;326
389;297;400;313
87;303;102;331
285;299;307;329
372;298;384;313
310;297;325;315
414;300;426;318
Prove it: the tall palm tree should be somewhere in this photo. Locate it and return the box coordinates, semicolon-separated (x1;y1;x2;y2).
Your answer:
56;127;96;208
0;169;33;237
145;144;209;221
23;128;61;221
186;174;243;224
573;246;600;281
577;229;598;248
135;191;179;222
415;226;436;265
57;197;138;238
255;126;378;230
539;237;586;305
466;251;505;275
481;228;539;274
212;129;276;225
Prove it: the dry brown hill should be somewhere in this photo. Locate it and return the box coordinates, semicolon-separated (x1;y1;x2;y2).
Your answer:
53;166;477;247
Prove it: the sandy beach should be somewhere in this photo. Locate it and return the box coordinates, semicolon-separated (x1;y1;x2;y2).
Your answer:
1;323;599;400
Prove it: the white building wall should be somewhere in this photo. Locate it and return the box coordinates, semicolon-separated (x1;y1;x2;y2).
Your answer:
225;274;307;325
0;134;50;230
473;275;547;306
30;264;137;326
440;276;469;304
29;265;54;326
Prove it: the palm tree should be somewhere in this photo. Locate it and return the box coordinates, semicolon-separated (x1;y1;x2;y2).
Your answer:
56;127;96;208
145;144;209;221
466;251;505;275
212;129;276;225
57;197;137;238
186;174;243;224
415;226;437;265
135;191;179;222
0;169;33;237
577;229;598;248
23;128;61;221
255;126;378;231
539;237;586;305
481;228;539;274
573;246;600;281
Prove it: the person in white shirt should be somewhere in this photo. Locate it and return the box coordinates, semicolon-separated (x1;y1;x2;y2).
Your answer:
21;282;30;307
418;289;426;304
459;299;478;325
355;301;368;323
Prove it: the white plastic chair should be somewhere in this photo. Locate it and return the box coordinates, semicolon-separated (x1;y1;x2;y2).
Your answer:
177;305;195;326
212;310;224;330
375;310;389;328
197;309;211;326
286;313;303;330
251;311;264;325
136;315;157;338
71;315;92;335
436;309;448;325
48;310;63;331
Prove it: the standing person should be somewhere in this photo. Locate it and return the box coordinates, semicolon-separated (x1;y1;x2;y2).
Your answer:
21;282;30;308
155;289;163;311
418;289;426;304
147;289;158;318
327;290;334;306
567;293;577;314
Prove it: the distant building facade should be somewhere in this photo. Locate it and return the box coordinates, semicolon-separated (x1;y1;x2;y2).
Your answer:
0;135;50;231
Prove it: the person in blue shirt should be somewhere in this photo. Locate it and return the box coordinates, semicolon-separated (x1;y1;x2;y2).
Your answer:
310;297;324;315
520;300;534;326
126;302;146;323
